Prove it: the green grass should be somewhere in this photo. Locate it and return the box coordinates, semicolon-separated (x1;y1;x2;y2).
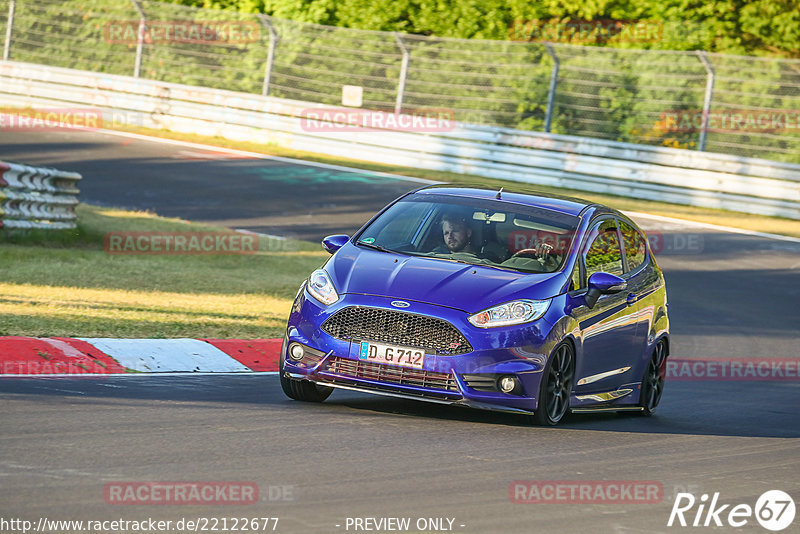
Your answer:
110;124;800;239
0;204;327;338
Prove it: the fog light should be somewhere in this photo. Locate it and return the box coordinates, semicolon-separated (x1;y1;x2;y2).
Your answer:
289;343;305;361
499;375;518;394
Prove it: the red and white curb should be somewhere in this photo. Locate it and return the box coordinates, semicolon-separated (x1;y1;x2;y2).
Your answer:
0;337;281;376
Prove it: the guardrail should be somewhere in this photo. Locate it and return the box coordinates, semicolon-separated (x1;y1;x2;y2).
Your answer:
3;0;800;163
0;158;81;229
1;60;798;220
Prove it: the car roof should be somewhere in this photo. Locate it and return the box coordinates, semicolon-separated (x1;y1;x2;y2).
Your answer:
413;184;594;217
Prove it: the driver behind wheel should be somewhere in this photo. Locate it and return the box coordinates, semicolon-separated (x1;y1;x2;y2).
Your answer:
434;213;476;254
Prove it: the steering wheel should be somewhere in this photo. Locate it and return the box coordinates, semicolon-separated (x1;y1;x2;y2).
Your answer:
509;243;559;270
512;241;554;259
511;248;544;259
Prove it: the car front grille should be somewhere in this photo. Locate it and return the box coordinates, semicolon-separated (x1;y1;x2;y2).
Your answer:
321;356;459;393
321;306;472;355
461;374;498;392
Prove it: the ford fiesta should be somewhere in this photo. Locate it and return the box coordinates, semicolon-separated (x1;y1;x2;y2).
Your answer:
280;185;669;425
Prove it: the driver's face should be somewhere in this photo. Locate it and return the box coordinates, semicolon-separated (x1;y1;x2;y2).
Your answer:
442;221;471;252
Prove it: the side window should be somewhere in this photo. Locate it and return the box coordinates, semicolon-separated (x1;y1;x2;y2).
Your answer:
585;220;624;279
619;220;647;273
569;262;582;291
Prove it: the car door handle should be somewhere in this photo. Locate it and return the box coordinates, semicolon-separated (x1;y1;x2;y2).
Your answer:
626;293;638;305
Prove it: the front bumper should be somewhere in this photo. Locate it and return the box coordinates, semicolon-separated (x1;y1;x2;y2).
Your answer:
283;290;558;414
286;352;540;415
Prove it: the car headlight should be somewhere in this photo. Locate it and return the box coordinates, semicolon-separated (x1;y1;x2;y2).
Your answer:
307;269;339;305
468;299;550;328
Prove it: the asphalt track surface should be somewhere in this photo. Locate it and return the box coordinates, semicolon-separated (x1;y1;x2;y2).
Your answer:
0;130;422;241
1;130;799;533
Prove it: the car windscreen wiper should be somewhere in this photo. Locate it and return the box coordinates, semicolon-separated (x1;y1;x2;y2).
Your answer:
418;253;525;273
425;254;483;266
356;241;392;253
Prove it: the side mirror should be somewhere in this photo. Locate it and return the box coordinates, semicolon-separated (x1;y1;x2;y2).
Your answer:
322;234;350;254
584;272;627;309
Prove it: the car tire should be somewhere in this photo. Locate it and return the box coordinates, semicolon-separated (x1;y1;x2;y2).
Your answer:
279;353;333;403
638;340;667;416
532;341;575;426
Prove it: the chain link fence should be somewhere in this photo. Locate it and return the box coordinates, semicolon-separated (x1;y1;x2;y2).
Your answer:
2;0;799;163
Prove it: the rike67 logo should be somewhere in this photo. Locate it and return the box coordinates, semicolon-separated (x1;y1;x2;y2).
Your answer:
668;490;795;531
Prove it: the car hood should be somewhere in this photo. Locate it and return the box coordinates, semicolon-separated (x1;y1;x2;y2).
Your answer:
327;244;566;314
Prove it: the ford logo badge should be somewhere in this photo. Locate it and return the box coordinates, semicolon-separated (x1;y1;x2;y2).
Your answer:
390;300;410;308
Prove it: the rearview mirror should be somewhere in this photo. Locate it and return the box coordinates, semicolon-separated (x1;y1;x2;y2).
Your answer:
473;211;506;223
322;234;350;254
584;272;627;309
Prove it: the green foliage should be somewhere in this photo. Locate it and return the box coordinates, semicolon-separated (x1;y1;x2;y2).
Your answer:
166;0;800;160
168;0;800;56
3;0;797;162
739;0;800;56
5;0;140;75
167;0;267;13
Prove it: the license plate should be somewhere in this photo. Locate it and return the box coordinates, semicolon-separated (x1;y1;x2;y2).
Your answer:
358;341;425;369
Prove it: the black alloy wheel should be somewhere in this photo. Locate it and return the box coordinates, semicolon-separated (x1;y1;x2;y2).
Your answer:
533;342;575;426
639;340;667;416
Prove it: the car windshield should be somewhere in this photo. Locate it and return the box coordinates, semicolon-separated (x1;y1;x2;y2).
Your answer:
355;193;581;273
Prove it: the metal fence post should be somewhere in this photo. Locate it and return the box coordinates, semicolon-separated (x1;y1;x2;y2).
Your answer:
394;32;409;114
543;43;559;133
258;15;278;97
129;0;146;78
3;0;16;61
696;51;715;152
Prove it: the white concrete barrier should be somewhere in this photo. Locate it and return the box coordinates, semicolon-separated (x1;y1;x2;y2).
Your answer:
1;60;797;219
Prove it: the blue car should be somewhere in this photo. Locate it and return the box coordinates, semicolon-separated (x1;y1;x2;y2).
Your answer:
280;185;669;425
